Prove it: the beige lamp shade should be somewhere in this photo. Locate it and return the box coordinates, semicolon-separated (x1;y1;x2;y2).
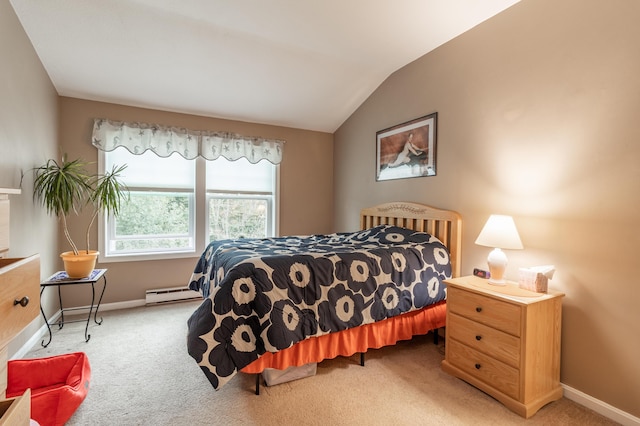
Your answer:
475;215;523;249
475;215;523;285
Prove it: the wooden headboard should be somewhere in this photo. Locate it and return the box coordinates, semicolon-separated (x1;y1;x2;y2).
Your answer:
360;202;462;277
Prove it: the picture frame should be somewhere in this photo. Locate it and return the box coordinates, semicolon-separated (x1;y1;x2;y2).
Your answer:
375;112;437;181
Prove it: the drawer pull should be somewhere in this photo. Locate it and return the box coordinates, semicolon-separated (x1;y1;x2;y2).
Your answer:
475;335;482;341
475;363;481;370
14;296;30;307
475;306;482;312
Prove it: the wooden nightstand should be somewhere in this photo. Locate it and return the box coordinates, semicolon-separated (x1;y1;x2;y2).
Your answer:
441;275;564;418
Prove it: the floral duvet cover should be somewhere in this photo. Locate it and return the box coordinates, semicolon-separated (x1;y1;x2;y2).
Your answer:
186;225;451;389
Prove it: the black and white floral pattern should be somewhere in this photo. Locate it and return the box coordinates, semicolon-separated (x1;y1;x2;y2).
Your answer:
187;225;451;390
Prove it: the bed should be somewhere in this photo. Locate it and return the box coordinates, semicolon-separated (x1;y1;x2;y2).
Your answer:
186;202;462;392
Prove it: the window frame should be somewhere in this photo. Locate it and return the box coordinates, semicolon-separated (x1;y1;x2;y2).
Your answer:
97;152;280;263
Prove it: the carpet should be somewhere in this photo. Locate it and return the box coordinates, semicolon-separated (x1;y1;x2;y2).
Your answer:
24;301;618;426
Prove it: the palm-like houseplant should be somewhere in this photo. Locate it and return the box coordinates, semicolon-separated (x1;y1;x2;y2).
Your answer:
33;154;128;278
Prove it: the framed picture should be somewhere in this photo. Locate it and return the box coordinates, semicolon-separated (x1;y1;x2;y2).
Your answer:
375;112;437;181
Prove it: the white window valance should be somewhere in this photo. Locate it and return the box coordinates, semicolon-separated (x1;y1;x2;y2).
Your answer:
91;118;284;164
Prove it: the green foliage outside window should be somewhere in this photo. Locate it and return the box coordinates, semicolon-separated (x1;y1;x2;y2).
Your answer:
114;192;190;251
209;198;268;241
111;193;268;252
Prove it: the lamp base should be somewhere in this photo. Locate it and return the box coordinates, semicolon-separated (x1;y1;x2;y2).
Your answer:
487;278;507;286
487;248;508;286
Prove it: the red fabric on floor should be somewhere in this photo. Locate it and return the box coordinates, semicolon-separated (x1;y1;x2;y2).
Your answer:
7;352;91;426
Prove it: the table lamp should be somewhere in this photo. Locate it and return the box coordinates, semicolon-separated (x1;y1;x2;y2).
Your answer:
474;214;523;285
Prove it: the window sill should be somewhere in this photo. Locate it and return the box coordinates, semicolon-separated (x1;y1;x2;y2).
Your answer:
98;250;199;264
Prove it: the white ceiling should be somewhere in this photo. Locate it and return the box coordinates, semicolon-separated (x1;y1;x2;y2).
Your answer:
10;0;519;133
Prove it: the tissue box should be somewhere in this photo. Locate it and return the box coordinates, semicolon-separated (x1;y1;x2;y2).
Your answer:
518;269;548;293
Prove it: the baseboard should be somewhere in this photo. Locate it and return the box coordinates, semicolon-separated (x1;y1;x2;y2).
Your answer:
63;298;146;315
562;384;640;426
11;311;62;360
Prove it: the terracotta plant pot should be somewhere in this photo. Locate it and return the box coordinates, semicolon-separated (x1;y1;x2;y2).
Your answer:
60;251;99;278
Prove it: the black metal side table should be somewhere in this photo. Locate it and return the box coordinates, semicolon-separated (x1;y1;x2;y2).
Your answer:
40;268;107;347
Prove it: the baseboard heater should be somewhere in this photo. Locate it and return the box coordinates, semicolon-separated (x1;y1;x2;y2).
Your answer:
145;286;202;305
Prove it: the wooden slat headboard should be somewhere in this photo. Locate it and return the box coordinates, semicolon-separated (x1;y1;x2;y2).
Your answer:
360;202;462;277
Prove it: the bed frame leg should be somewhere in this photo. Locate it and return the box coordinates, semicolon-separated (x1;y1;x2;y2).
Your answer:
433;328;439;345
360;352;365;366
255;374;260;395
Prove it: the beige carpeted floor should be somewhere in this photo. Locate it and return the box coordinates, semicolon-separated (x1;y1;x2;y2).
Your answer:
24;301;618;426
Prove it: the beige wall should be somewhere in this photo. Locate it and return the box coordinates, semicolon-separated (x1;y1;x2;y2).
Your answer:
2;0;332;355
334;0;640;417
0;0;59;354
4;0;638;418
57;97;333;307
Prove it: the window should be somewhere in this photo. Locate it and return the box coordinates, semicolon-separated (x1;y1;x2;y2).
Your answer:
206;157;275;241
99;148;278;262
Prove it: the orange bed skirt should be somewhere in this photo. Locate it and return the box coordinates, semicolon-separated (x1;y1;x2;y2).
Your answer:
241;300;446;374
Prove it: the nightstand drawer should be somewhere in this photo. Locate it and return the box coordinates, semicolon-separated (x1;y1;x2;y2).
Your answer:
0;255;40;349
448;312;521;368
448;286;521;336
447;339;520;400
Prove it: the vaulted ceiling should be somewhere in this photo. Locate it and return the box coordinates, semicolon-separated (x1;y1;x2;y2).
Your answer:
11;0;519;132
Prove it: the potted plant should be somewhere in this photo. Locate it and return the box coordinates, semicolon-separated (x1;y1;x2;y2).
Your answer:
33;154;128;278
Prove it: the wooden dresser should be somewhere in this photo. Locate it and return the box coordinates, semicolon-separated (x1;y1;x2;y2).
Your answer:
442;275;564;418
0;188;39;425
